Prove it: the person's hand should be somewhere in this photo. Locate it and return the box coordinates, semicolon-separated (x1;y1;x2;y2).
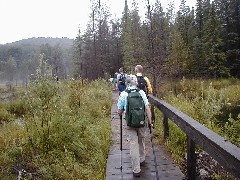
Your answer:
148;123;154;129
118;109;123;116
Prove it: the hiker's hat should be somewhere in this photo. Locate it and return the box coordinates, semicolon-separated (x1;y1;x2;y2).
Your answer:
127;74;137;85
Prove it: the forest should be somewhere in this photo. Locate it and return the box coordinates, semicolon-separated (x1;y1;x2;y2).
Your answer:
0;0;239;87
72;0;240;86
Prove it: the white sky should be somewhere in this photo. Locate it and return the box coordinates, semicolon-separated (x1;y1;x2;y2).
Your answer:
0;0;196;45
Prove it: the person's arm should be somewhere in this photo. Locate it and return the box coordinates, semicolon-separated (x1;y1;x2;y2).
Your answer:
145;105;153;126
124;73;127;86
117;92;126;116
139;90;153;126
117;74;120;87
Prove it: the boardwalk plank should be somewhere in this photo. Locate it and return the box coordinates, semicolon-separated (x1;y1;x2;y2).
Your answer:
106;91;185;180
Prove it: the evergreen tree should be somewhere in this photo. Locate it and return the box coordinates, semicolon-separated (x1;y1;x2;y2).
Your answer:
143;0;169;94
167;30;190;78
176;0;192;45
191;37;206;76
196;0;204;38
202;2;228;77
72;29;84;79
121;0;143;71
109;19;122;75
214;0;240;77
78;0;112;79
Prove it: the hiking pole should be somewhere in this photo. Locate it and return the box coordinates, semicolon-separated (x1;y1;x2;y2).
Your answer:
149;124;160;180
120;115;123;172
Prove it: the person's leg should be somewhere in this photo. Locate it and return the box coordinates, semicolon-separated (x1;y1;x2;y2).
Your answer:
138;127;146;163
115;80;118;90
126;127;141;174
111;82;115;90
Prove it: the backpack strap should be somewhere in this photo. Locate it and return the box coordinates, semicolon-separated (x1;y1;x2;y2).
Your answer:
126;88;139;94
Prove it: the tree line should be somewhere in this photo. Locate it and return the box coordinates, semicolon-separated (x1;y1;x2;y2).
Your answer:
73;0;240;93
0;0;239;88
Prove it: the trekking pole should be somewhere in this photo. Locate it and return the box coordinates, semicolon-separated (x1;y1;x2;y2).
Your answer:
120;115;123;172
149;124;160;180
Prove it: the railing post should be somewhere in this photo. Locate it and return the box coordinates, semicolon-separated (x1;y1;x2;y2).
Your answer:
151;104;155;124
163;114;169;139
187;136;196;180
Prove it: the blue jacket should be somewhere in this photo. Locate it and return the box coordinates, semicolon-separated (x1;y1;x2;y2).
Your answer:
117;85;149;112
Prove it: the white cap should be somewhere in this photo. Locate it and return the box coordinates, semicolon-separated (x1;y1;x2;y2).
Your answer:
127;74;138;85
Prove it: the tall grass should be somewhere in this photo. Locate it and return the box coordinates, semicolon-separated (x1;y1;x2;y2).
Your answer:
154;78;240;178
0;77;112;179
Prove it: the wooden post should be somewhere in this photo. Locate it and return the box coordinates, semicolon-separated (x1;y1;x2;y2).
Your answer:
187;136;196;180
151;104;155;124
163;115;169;139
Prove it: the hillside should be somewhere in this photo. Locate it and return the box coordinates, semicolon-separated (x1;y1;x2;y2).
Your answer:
0;37;74;81
0;37;74;62
9;37;74;49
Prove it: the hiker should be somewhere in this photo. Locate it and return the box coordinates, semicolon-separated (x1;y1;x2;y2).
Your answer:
117;74;153;177
109;77;115;90
112;72;118;90
135;65;152;96
117;67;127;94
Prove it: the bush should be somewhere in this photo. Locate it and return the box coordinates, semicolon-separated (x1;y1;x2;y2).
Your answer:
6;99;26;117
221;114;240;147
0;108;11;122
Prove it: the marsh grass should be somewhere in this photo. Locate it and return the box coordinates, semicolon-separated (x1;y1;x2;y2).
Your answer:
155;78;240;178
0;77;112;179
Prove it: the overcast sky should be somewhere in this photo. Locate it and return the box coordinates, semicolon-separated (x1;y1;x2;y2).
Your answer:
0;0;196;45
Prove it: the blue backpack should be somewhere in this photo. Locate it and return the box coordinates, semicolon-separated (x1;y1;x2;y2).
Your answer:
119;73;126;85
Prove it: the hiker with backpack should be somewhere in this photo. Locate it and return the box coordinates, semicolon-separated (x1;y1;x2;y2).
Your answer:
135;65;152;96
117;67;127;94
117;74;153;177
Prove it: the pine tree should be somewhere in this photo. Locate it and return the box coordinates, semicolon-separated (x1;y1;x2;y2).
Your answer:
72;29;84;79
202;2;228;77
214;0;240;77
121;0;143;71
167;30;190;77
143;0;169;94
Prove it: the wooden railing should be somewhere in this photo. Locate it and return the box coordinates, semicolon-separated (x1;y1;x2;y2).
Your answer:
148;94;240;179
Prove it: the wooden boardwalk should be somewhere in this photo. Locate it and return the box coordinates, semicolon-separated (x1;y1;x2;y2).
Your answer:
106;91;185;180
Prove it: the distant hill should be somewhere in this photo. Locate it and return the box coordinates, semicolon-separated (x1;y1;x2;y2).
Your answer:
0;37;74;66
9;37;74;49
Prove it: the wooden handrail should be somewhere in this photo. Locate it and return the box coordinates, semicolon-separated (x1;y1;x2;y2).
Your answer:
148;94;240;179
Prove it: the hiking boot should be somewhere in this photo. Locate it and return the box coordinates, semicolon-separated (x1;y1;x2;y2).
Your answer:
133;172;140;177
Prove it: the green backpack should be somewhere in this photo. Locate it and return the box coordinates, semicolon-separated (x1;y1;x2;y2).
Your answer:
125;89;146;128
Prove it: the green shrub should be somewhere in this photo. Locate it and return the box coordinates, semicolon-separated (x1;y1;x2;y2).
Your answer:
0;122;27;179
0;108;11;122
6;99;26;117
221;114;240;147
0;78;112;179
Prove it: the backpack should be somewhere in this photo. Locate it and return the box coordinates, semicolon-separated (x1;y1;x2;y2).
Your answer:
137;76;148;95
119;73;126;85
125;89;146;128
